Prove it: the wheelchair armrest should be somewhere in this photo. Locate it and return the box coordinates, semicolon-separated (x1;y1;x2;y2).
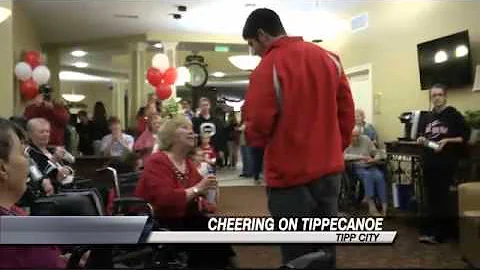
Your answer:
74;178;93;186
113;197;149;205
112;197;154;217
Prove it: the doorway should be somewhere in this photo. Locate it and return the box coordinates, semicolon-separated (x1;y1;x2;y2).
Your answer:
346;64;373;124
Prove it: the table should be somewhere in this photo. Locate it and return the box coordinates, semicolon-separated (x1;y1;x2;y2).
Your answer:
385;141;480;213
384;141;424;211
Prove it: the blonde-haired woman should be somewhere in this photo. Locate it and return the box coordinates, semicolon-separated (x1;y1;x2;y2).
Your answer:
134;116;237;268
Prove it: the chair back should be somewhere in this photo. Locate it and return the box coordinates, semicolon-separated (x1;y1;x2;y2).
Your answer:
31;188;104;216
117;171;142;198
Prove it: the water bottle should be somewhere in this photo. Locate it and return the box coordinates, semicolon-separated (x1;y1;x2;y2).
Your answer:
27;158;46;198
29;158;44;182
206;166;217;204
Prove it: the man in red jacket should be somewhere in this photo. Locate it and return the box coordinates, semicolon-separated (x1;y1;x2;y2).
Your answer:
242;8;355;267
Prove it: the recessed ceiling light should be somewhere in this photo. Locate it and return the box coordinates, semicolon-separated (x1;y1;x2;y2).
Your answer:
245;3;256;7
153;43;163;49
71;50;88;57
212;72;226;78
73;62;88;68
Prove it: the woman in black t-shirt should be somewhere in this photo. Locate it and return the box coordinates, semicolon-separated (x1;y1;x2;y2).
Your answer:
416;84;470;244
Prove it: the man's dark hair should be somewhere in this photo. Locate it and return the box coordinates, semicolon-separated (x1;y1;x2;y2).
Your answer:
242;8;286;40
93;102;107;121
431;83;448;96
0;118;26;161
136;107;146;118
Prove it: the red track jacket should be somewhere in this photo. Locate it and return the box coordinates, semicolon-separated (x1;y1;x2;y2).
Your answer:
243;36;355;188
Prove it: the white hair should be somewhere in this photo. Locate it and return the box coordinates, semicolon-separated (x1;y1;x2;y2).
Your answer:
26;118;50;133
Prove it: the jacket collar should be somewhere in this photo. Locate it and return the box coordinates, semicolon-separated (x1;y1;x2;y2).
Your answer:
27;143;53;156
264;36;304;56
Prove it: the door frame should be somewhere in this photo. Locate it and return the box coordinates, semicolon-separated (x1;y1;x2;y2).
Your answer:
345;63;374;124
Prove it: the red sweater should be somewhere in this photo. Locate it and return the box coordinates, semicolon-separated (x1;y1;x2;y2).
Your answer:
24;104;70;146
134;152;203;218
244;36;355;188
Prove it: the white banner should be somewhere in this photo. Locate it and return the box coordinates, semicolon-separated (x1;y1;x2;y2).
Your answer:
147;231;397;244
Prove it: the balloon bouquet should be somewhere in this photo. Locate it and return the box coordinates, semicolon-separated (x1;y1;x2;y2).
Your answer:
146;53;178;101
14;50;51;100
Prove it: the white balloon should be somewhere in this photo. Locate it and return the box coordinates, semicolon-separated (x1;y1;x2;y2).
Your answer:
151;53;169;72
14;62;32;81
32;65;51;85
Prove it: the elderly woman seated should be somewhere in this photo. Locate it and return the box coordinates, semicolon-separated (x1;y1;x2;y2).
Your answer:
0;118;67;268
344;127;387;216
25;118;75;199
135;116;237;268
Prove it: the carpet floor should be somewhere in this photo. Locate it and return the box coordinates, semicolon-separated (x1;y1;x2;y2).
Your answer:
217;186;466;269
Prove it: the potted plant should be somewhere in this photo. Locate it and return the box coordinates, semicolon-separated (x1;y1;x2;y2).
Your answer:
465;110;480;144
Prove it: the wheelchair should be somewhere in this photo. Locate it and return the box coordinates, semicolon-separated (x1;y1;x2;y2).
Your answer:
339;161;388;214
29;165;187;269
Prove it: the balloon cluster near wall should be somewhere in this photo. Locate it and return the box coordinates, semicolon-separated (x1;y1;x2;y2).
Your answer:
147;53;177;101
14;50;51;100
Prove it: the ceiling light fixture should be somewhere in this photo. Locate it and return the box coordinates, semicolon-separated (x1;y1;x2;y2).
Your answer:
0;7;12;24
59;71;111;82
228;55;261;71
62;94;86;103
212;72;226;78
153;43;163;49
71;50;88;57
72;62;89;68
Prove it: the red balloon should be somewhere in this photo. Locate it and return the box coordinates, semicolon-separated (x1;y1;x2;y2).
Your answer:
163;67;178;85
20;79;39;100
146;67;163;86
155;83;172;100
24;51;41;69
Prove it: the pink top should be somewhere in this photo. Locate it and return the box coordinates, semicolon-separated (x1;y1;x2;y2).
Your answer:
134;130;156;160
